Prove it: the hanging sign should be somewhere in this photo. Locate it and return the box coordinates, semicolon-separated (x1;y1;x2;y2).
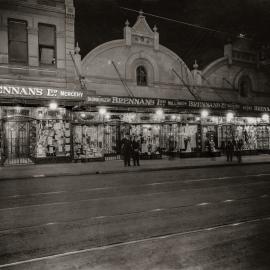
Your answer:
0;85;84;100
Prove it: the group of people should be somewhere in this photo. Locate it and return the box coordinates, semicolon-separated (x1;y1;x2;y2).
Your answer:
121;135;141;166
224;139;243;163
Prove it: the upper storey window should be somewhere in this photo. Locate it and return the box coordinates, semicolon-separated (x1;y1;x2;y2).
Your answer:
38;23;56;66
136;66;147;86
238;75;251;98
8;19;28;64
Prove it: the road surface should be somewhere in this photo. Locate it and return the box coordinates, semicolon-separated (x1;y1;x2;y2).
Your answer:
0;164;270;269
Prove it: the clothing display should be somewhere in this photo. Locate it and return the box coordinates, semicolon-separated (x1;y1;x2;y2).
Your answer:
202;125;217;152
73;125;104;159
256;126;270;150
130;124;161;154
179;124;198;151
35;119;71;158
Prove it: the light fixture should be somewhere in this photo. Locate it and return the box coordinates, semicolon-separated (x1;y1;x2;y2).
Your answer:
15;106;21;112
226;112;234;122
98;107;107;115
201;109;209;118
171;114;176;120
49;101;58;110
155;108;164;117
195;116;201;121
262;113;269;122
105;113;110;120
80;112;86;118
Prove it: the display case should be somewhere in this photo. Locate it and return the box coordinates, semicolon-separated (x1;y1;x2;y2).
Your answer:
73;124;105;161
256;125;270;151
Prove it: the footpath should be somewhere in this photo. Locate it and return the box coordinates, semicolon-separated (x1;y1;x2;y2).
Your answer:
1;154;270;180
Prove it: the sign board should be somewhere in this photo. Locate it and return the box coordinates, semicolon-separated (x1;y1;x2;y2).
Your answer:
0;85;84;100
86;95;270;113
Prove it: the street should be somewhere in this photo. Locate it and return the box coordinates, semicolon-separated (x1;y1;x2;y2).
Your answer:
0;164;270;269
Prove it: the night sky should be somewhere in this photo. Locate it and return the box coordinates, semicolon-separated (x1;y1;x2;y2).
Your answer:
74;0;270;69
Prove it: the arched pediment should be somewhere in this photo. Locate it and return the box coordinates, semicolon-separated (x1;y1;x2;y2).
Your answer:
125;51;159;83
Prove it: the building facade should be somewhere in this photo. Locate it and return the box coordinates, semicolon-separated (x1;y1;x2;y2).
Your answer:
1;4;270;165
74;12;270;161
0;0;83;165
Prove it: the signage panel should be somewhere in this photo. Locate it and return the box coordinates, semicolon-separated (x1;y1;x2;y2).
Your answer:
0;85;84;100
86;95;270;113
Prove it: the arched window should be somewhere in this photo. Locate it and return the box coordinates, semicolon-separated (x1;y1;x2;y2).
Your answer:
238;75;251;98
136;66;147;86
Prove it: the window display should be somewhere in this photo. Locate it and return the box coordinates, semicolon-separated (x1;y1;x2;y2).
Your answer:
73;125;104;159
202;125;218;152
256;125;270;150
35;119;71;158
160;124;181;152
130;124;161;154
179;124;198;152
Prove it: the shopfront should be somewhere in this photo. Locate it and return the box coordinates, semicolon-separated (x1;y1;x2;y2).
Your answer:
0;84;84;165
1;87;270;165
71;95;270;161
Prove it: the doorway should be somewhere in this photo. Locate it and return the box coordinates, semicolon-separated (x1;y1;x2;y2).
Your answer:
3;118;34;165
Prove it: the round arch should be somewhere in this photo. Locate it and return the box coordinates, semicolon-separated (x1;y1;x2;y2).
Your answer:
125;51;159;84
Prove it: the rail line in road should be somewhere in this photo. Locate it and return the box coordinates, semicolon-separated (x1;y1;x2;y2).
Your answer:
0;216;269;269
1;172;270;200
0;192;269;234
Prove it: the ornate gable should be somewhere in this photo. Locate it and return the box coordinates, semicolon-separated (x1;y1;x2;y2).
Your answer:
124;11;159;50
132;11;154;37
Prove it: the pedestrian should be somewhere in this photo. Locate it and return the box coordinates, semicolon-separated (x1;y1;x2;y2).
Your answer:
121;134;132;167
132;136;140;166
168;136;175;160
225;141;234;162
236;139;243;163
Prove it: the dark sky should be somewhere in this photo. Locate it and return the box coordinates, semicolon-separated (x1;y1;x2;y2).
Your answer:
74;0;270;69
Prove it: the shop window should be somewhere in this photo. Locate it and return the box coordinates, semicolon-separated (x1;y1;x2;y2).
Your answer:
238;75;251;98
35;119;71;158
136;66;147;86
8;19;28;64
38;23;56;65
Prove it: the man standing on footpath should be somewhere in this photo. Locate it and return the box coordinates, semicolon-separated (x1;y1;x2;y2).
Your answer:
132;136;141;166
225;141;234;162
121;134;132;167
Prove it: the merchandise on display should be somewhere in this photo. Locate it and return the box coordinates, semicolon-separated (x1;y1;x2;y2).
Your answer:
35;119;71;158
73;125;104;159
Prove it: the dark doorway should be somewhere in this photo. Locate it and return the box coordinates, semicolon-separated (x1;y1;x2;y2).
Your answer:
3;118;34;165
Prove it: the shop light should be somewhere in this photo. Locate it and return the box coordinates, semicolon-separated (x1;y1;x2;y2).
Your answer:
130;113;136;120
246;117;256;124
226;112;234;122
155;108;164;118
49;101;58;110
195;116;200;121
262;113;269;122
201;110;209;118
99;107;107;115
171;114;176;120
105;113;110;120
15;106;21;113
80;112;86;118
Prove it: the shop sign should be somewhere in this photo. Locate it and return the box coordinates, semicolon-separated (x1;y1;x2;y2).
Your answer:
0;85;84;100
188;101;240;110
86;95;270;113
86;96;188;107
86;95;239;110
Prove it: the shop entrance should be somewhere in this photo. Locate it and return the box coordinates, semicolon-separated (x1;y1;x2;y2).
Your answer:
3;118;34;165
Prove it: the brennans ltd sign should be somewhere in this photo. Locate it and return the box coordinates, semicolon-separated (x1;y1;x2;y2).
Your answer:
0;85;84;99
